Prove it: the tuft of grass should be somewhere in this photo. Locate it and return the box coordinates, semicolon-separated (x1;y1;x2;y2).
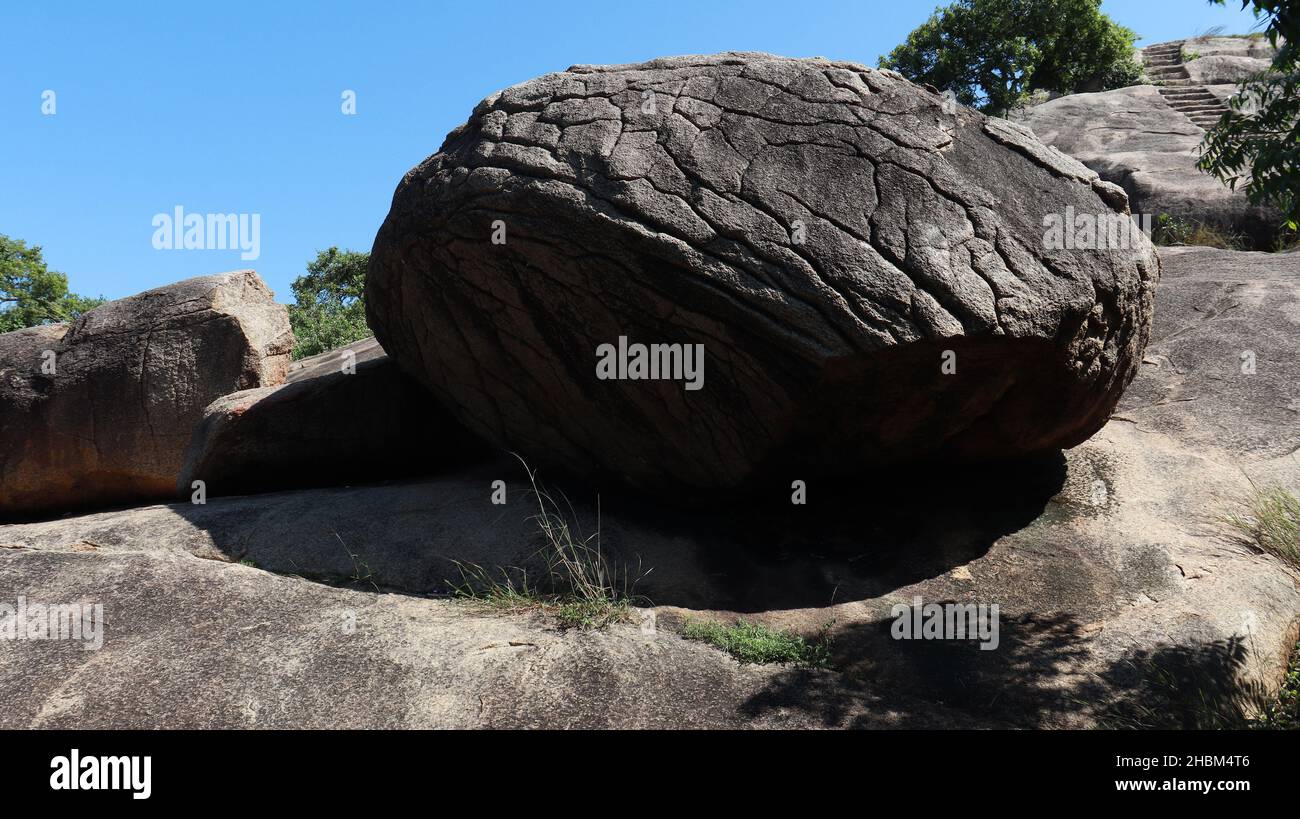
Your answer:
682;617;834;668
1256;641;1300;729
451;562;636;629
334;531;379;591
1151;213;1248;250
1093;635;1300;730
1090;635;1278;729
1272;227;1300;252
1223;484;1300;570
450;456;647;630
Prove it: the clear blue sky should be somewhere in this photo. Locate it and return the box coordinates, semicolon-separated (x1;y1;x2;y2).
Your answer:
0;0;1264;304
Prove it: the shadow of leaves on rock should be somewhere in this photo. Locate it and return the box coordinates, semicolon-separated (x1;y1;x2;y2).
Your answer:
1082;635;1273;729
739;610;1272;728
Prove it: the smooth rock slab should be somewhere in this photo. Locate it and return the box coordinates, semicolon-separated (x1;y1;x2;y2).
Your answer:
2;420;1294;727
1117;246;1300;460
0;271;292;520
1;246;1292;729
0;547;988;729
1184;55;1273;85
368;52;1158;495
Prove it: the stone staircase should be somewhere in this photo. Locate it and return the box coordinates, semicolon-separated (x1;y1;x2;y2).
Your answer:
1142;40;1230;130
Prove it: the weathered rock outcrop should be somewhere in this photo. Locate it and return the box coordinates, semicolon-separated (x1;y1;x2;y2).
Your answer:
0;270;292;519
178;337;488;498
368;52;1158;494
1021;85;1281;243
1186;34;1281;61
2;246;1300;728
1184;54;1272;86
286;335;387;381
1021;37;1282;245
4;245;1297;728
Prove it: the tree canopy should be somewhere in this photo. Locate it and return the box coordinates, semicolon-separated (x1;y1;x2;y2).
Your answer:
1197;0;1300;230
0;234;104;333
879;0;1143;115
287;247;372;359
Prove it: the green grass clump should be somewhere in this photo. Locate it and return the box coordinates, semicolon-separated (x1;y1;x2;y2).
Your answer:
1272;228;1300;252
682;618;833;668
1221;486;1300;729
452;567;634;630
1223;484;1300;570
1151;214;1248;250
554;598;634;630
450;456;646;630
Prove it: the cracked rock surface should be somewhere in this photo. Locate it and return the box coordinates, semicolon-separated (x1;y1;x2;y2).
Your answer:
0;270;292;519
368;52;1159;493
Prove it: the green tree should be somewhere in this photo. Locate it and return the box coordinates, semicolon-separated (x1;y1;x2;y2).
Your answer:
0;234;105;333
287;247;372;359
879;0;1143;115
1197;1;1300;229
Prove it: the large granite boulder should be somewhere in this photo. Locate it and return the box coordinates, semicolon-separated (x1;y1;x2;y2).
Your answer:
285;335;387;380
0;270;292;519
178;337;488;498
368;52;1158;494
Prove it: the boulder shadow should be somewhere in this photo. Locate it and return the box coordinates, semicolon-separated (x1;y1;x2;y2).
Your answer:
738;611;1268;728
586;451;1068;611
153;449;1067;615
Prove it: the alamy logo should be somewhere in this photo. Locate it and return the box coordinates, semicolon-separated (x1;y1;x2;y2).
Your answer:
151;205;261;260
596;336;704;391
1042;207;1152;251
891;595;1000;651
0;596;103;650
50;750;151;800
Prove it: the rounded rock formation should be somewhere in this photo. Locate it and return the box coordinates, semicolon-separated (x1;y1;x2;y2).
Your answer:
367;52;1159;494
0;270;292;518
